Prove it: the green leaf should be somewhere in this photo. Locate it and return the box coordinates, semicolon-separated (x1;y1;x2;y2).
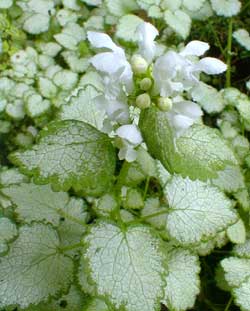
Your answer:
210;0;241;17
227;219;246;244
162;247;200;311
139;107;176;173
105;0;139;17
2;182;88;227
38;77;58;99
193;231;228;256
182;0;206;11
221;257;250;288
141;197;167;230
0;0;13;8
233;277;250;311
164;9;191;39
59;85;105;131
140;108;237;180
116;14;143;42
234;237;250;258
191;82;225;114
0;217;17;242
24;285;86;311
173;124;238;180
85;298;110;311
0;217;17;253
211;165;245;193
0;223;74;308
10;120;116;195
82;221;166;311
0;167;28;186
23;14;50;34
220;235;250;310
137;0;160;10
57;197;89;254
233;29;250;51
164;175;237;245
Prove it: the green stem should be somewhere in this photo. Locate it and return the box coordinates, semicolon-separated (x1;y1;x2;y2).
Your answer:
59;242;83;253
226;18;233;88
143;176;150;200
224;296;233;311
209;21;226;57
127;209;169;225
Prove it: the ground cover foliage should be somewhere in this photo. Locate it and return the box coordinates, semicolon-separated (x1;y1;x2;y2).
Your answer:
1;0;250;310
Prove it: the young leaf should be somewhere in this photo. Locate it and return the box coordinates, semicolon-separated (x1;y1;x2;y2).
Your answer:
82;221;166;311
162;247;200;311
164;175;237;245
0;223;74;308
10;120;116;195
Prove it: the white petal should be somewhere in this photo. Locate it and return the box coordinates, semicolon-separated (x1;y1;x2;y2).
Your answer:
90;52;126;74
116;124;142;145
172;114;194;134
173;101;203;119
87;31;121;52
194;57;227;74
125;147;138;162
137;22;159;42
180;40;210;56
107;101;129;123
137;22;159;62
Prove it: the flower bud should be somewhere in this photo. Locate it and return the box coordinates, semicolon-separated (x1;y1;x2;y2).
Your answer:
157;97;173;111
136;93;151;109
131;55;148;75
139;78;152;91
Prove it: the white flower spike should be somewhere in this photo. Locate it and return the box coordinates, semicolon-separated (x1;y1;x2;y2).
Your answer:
87;31;133;91
153;41;227;97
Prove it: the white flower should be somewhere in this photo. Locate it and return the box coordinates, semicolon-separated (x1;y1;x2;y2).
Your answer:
136;22;159;63
167;97;203;137
116;124;143;162
153;40;227;97
87;31;133;92
88;31;134;126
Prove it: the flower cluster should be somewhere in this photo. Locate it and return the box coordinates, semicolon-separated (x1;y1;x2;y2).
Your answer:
87;21;227;162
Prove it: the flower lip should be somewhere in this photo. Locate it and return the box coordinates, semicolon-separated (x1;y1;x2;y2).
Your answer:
116;124;143;146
